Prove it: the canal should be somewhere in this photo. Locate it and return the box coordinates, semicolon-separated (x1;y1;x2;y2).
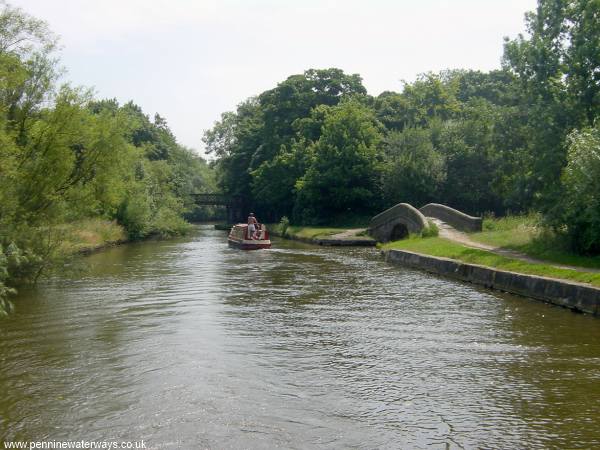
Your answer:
1;225;600;448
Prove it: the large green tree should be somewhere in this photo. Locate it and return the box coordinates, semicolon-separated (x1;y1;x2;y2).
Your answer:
503;0;600;207
554;125;600;254
0;2;215;311
294;101;383;223
381;127;445;208
255;68;367;166
203;68;368;216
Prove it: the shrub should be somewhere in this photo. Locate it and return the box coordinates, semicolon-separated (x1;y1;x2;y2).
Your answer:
279;216;290;236
554;126;600;254
422;221;439;238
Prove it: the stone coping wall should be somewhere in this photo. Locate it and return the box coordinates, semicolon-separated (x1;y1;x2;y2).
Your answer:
385;249;600;316
419;203;483;232
369;203;429;242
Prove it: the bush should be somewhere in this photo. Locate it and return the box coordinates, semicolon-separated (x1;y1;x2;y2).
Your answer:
422;221;439;238
554;126;600;254
279;216;290;236
151;206;191;237
0;246;16;316
116;190;152;240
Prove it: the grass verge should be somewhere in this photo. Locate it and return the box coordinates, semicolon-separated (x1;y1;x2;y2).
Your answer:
60;218;127;253
470;214;600;270
382;237;600;287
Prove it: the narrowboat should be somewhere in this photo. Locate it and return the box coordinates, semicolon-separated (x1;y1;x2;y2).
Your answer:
228;224;271;250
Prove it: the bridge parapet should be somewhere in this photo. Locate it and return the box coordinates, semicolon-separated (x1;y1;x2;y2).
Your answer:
191;193;244;223
369;203;429;242
419;203;482;232
191;193;241;206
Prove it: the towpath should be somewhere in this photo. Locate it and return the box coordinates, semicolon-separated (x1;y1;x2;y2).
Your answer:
429;218;600;274
329;228;369;240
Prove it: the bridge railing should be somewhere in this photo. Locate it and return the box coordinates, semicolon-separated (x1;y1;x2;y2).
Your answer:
191;193;242;206
419;203;482;232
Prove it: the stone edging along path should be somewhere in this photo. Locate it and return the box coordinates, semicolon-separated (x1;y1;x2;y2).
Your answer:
384;249;600;316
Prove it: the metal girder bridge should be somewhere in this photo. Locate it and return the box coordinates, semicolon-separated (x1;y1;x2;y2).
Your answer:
191;193;244;223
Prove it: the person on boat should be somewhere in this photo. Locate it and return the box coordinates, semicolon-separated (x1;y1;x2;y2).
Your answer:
248;213;258;240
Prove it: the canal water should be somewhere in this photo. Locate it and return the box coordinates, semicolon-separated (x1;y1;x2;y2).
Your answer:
1;225;600;449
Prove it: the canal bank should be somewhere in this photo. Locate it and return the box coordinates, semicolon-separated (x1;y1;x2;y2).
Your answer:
384;249;600;316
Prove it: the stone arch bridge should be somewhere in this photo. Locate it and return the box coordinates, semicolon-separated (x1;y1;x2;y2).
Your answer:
369;202;483;242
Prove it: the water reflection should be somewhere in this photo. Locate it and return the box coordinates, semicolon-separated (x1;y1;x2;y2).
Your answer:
1;225;599;448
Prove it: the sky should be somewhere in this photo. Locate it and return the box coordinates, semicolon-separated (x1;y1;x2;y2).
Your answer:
12;0;537;155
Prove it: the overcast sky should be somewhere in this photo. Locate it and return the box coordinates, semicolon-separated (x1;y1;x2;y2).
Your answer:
13;0;537;155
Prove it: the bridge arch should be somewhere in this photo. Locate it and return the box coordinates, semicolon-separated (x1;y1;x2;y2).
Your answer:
368;203;429;242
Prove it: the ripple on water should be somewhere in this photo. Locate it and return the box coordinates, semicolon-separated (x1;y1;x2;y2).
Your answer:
1;227;600;448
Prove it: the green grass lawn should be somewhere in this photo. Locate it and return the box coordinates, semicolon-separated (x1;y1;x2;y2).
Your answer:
468;214;600;270
383;237;600;287
472;214;539;247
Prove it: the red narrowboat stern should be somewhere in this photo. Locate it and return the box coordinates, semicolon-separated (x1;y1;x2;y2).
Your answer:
228;224;272;250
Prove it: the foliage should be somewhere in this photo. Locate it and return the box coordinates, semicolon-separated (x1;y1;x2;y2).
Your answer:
0;2;214;312
481;212;541;232
381;127;445;208
278;216;290;237
251;138;311;221
502;0;600;208
203;69;369;220
422;221;439;238
472;213;600;270
60;219;126;253
436;98;506;214
553;125;600;253
200;0;600;255
293;100;384;223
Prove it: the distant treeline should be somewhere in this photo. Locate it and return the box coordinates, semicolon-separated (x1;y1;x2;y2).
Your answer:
0;3;215;310
205;0;600;254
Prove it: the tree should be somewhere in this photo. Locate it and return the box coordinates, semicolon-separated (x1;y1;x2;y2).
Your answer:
294;101;383;222
203;68;368;215
203;98;263;210
502;0;600;208
251;139;311;221
401;72;462;127
381;127;445;208
0;2;60;143
551;125;600;254
254;68;367;169
373;91;410;132
436;99;505;214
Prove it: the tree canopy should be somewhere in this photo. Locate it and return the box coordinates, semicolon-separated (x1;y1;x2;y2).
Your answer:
205;0;600;253
0;2;215;311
